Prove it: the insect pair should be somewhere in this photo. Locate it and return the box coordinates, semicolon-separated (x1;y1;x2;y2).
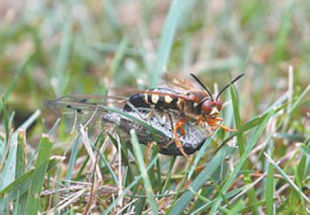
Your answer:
50;73;244;158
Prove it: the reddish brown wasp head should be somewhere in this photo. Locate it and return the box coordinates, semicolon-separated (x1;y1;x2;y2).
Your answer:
215;99;222;111
191;73;244;117
201;99;222;117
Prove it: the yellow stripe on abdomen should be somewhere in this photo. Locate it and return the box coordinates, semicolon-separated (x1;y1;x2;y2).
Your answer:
151;94;160;104
164;95;173;104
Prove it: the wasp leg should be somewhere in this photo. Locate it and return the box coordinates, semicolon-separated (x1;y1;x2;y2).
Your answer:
215;124;236;132
195;115;204;125
213;118;223;122
173;118;189;159
175;118;186;135
165;112;189;159
207;118;236;132
196;116;223;126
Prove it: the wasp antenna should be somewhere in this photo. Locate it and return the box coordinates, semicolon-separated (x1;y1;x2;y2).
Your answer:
190;73;214;100
216;73;245;100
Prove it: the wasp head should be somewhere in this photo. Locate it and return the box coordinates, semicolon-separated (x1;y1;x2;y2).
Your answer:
201;99;222;118
190;73;244;119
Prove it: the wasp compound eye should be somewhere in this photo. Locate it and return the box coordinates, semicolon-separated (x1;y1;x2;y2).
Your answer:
201;100;213;114
215;100;223;111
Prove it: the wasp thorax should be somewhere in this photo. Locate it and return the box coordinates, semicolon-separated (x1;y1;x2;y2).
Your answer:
201;99;222;116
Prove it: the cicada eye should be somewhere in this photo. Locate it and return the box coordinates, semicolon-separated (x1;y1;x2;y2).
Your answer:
215;100;222;111
201;100;213;114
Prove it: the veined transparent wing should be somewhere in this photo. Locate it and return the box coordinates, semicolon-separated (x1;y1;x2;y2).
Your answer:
46;94;126;130
47;94;207;156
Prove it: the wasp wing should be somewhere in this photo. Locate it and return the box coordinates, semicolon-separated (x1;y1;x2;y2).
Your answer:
47;93;208;156
46;94;127;130
161;73;199;90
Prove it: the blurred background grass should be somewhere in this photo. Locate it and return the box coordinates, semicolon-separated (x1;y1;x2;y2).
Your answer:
0;0;310;214
1;0;309;122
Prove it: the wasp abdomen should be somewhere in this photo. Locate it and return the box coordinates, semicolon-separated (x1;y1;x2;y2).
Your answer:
123;88;179;111
123;93;150;111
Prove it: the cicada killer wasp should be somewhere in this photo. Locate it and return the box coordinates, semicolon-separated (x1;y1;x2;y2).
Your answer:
122;73;244;158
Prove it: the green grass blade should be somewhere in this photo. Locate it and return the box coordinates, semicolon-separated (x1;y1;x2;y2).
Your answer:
52;3;73;97
0;132;18;190
287;84;310;114
103;1;121;33
300;144;310;157
19;110;41;130
188;187;231;214
111;37;129;76
0;167;47;200
210;110;273;213
266;155;275;214
0;97;9;148
103;157;158;215
230;86;245;153
14;130;27;215
16;130;26;178
169;145;233;214
0;170;35;214
264;153;310;203
187;137;213;179
161;156;176;193
0;138;4;174
272;1;294;62
219;103;287;147
92;135;119;184
65;135;81;183
288;149;307;213
25;134;53;215
150;0;195;86
0;130;18;214
230;86;259;214
130;130;158;214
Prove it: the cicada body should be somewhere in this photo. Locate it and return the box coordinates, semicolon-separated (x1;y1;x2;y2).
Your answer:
102;109;206;156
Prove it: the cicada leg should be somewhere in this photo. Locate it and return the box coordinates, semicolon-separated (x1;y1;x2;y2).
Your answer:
144;105;155;120
145;142;155;165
